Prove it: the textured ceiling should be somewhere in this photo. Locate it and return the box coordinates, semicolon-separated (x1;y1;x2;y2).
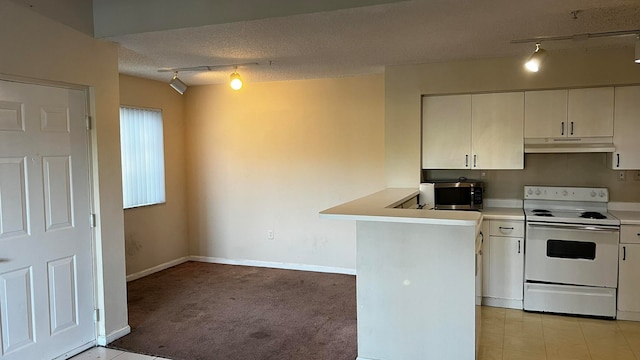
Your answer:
106;0;640;86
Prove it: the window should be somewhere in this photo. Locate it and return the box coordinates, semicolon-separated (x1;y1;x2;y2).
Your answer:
119;106;166;209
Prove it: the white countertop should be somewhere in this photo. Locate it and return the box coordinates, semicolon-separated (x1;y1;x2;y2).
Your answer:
320;188;482;226
482;207;525;220
611;210;640;225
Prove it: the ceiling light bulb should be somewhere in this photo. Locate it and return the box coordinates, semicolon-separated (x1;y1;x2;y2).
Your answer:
635;35;640;64
525;43;547;72
230;71;243;90
169;72;187;94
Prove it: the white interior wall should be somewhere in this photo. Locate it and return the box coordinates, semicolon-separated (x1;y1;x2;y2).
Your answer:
185;75;385;272
0;0;128;343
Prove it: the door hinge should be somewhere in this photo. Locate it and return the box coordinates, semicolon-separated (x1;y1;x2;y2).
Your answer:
93;308;100;322
90;213;96;228
86;115;92;130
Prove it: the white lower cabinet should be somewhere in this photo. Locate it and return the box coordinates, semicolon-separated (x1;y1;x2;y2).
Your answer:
482;219;524;309
618;225;640;320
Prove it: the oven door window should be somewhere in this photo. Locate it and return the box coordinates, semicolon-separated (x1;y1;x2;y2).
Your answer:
546;240;596;260
435;188;471;206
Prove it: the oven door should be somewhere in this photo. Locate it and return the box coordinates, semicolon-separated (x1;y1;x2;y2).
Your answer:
525;222;619;288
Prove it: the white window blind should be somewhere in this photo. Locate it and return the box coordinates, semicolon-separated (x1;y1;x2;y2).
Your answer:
120;107;166;209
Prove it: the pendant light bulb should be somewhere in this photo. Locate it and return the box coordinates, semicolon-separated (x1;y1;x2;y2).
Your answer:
635;35;640;64
525;43;547;72
230;69;243;90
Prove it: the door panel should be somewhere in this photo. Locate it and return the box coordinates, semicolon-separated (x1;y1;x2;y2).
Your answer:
0;80;94;360
422;95;472;169
0;158;29;240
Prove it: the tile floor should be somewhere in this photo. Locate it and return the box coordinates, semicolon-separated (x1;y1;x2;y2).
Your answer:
70;346;169;360
73;306;640;360
479;306;640;360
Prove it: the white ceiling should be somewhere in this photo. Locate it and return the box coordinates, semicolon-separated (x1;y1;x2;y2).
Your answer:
103;0;640;86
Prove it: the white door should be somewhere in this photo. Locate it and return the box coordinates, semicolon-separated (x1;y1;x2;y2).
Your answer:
524;89;567;138
471;92;524;169
422;94;472;169
487;236;523;300
618;244;640;313
0;80;94;359
567;87;614;137
612;86;640;170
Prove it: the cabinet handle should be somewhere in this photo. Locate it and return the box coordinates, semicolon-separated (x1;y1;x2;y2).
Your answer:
570;121;574;136
465;154;469;167
517;240;521;254
499;227;514;230
561;122;565;136
617;154;621;168
473;154;477;168
623;246;627;261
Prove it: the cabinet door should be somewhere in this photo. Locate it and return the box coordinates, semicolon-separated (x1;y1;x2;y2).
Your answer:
618;244;640;313
612;86;640;169
471;92;524;169
481;221;490;297
524;89;567;138
568;87;614;137
487;236;524;300
422;95;472;169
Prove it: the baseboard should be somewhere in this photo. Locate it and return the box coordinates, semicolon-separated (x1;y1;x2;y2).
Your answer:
96;325;131;346
482;297;523;310
617;310;640;321
126;256;190;282
189;256;356;275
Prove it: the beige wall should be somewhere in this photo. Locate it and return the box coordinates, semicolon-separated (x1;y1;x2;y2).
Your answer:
119;75;189;275
185;75;385;271
385;47;640;201
0;0;127;343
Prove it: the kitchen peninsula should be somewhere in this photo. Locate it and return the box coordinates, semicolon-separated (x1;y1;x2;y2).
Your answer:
320;188;483;360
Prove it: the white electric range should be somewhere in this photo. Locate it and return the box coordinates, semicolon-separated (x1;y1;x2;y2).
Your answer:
523;186;621;318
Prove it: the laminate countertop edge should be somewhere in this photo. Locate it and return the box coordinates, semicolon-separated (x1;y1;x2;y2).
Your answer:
320;188;482;226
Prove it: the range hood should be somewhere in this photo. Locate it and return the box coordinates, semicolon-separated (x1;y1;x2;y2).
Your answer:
524;137;615;153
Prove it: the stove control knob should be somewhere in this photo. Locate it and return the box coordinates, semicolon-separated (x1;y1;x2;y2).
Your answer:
562;190;568;196
599;190;606;198
527;188;533;196
591;191;597;197
535;189;541;196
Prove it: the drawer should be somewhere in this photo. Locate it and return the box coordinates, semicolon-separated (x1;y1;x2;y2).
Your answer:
621;225;640;244
490;220;524;237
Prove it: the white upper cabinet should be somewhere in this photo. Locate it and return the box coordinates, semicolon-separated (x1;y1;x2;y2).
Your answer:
524;90;567;138
568;87;614;137
612;86;640;169
422;94;472;169
472;92;524;169
422;92;524;169
524;87;614;139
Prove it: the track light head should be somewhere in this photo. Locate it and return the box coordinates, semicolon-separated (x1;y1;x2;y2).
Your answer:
525;43;547;72
169;72;187;94
230;69;243;90
635;35;640;64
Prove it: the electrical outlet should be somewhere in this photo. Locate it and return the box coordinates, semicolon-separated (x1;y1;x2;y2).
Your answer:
635;171;640;181
267;230;274;240
619;171;626;181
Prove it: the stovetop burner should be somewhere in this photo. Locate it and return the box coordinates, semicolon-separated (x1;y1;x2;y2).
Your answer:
580;211;607;220
532;209;551;213
535;213;554;217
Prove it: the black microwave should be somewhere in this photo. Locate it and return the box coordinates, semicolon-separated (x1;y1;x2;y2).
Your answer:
429;180;483;210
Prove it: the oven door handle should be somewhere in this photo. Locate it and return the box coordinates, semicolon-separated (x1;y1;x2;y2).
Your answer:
527;222;620;232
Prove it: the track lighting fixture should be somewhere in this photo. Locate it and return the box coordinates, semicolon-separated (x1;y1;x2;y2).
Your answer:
169;72;187;95
229;68;243;90
512;29;640;71
525;43;547;72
